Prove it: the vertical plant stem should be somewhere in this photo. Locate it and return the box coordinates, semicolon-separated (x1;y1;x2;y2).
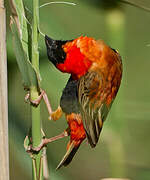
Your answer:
0;0;9;179
105;8;126;177
31;0;43;179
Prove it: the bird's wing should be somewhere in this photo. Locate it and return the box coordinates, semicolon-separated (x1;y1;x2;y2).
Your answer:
78;71;111;147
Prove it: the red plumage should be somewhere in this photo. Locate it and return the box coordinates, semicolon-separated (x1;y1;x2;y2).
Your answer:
56;45;92;79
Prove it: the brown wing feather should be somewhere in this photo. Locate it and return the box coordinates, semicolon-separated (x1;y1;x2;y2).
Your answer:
78;40;123;147
78;71;110;147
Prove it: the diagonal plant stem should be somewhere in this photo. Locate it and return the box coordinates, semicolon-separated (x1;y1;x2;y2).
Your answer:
39;1;76;8
120;0;150;13
0;0;9;179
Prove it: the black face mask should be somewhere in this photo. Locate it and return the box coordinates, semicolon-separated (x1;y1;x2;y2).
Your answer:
45;35;71;66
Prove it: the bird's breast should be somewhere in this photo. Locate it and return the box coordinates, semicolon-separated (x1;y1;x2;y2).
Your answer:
56;45;92;80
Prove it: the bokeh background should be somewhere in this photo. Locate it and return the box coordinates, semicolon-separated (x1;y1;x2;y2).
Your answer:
6;0;150;179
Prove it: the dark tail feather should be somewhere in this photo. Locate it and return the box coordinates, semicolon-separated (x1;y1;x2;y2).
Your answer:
56;141;80;170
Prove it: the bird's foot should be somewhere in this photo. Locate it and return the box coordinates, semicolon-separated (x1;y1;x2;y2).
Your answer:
25;89;63;121
25;89;52;116
25;131;69;154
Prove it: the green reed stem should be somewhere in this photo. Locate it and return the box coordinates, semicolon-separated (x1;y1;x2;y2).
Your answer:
31;0;43;179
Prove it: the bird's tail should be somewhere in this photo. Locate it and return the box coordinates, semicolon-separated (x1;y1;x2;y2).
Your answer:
56;141;80;170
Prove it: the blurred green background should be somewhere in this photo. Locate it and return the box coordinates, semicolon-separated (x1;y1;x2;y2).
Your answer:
6;0;150;179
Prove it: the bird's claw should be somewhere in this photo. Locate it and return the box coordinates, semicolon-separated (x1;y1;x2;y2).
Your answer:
24;90;44;107
26;138;46;154
25;131;69;155
24;129;46;155
25;89;53;116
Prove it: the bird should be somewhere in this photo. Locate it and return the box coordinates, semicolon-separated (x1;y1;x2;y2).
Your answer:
45;35;123;169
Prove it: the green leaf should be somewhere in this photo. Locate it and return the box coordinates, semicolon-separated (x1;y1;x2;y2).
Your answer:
11;0;29;57
10;17;39;90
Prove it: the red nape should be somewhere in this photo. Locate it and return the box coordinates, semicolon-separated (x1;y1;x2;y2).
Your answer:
68;118;86;145
56;45;92;79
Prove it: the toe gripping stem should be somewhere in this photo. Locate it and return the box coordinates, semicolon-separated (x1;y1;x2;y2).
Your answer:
25;89;52;117
25;130;69;155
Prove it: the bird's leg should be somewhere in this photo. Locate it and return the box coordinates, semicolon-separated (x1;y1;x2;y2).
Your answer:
39;90;63;120
27;130;68;153
42;90;53;117
25;89;63;121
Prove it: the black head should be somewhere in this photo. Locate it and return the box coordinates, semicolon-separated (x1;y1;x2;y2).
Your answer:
45;35;69;66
